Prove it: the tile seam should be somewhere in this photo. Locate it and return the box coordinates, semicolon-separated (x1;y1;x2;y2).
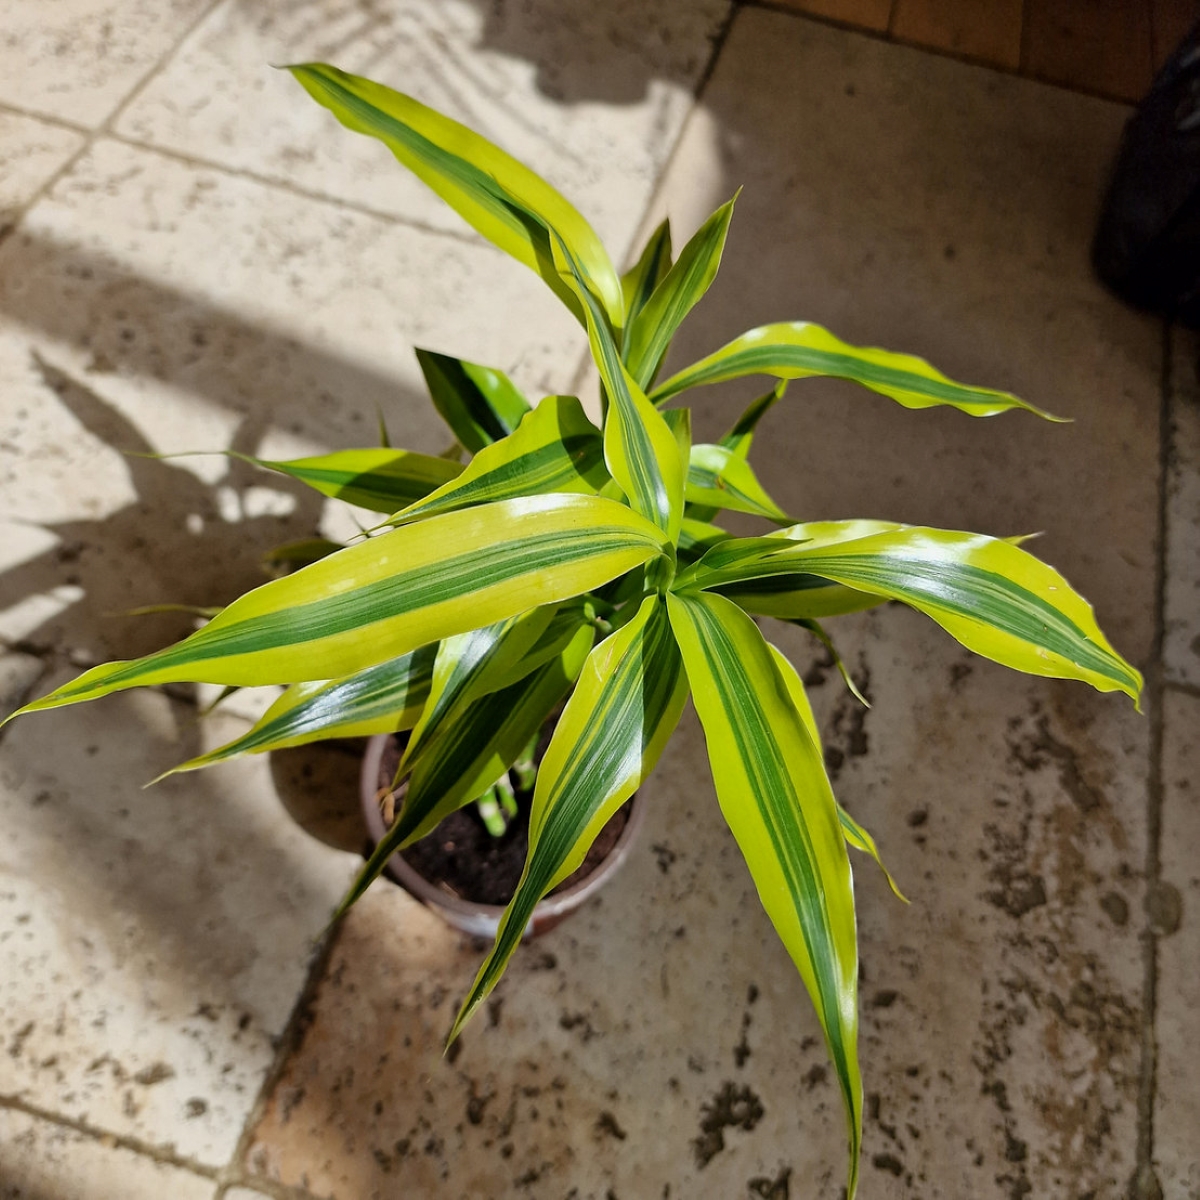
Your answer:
0;0;226;250
740;0;1140;106
0;99;90;135
1128;318;1175;1199
1163;679;1200;700
100;131;487;248
0;1092;220;1180
221;919;344;1197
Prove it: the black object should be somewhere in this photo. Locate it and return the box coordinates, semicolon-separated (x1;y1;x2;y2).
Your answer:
1093;22;1200;325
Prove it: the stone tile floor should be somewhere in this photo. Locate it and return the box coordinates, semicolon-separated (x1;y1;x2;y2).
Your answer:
0;2;1197;1198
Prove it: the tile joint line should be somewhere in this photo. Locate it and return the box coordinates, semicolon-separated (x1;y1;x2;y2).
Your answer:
1128;317;1174;1198
0;1091;219;1180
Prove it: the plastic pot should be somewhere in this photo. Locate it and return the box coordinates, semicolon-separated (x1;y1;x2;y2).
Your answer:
359;733;645;939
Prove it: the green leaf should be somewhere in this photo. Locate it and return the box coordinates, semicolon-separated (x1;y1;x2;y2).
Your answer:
160;646;438;776
720;380;788;458
768;643;905;902
698;525;1143;702
339;625;595;919
483;599;599;692
398;606;558;775
415;349;531;453
450;594;688;1040
790;617;871;708
718;574;884;620
9;495;668;716
767;519;910;546
660;406;692;464
400;620;595;845
674;528;889;621
620;218;672;332
686;443;790;522
688;382;787;527
553;233;685;540
650;321;1061;420
289;64;624;328
262;538;345;574
390;395;609;526
666;591;862;1195
236;447;462;513
677;516;731;565
623;195;737;389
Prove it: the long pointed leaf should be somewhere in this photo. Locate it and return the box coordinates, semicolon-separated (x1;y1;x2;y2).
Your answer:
399;606;557;774
718;573;885;620
623;195;736;389
9;495;667;716
768;644;905;902
399;621;595;845
686;443;790;522
674;526;898;620
161;646;438;775
235;447;462;513
553;233;684;540
450;594;688;1040
391;395;609;526
415;349;531;453
290;64;623;327
677;516;731;565
620;218;672;333
666;591;862;1196
702;526;1143;702
721;380;788;458
651;321;1060;419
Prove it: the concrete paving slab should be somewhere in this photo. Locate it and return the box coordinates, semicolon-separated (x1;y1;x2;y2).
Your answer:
0;0;214;128
0;681;359;1165
0;134;580;667
236;11;1162;1198
0;111;85;226
0;651;44;725
1155;688;1200;1197
116;0;730;262
0;1106;214;1200
1164;327;1200;689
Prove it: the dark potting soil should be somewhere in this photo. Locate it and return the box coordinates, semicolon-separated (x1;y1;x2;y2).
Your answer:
377;736;631;907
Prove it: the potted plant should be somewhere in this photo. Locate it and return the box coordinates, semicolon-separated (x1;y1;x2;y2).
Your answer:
5;64;1142;1197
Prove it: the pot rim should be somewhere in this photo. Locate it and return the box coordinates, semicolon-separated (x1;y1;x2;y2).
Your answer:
359;732;646;926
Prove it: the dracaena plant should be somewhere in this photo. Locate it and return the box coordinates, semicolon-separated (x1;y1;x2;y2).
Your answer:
6;65;1142;1196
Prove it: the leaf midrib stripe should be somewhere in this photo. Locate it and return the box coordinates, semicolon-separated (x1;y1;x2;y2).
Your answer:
58;527;640;697
796;553;1129;682
687;598;855;1098
409;434;606;516
657;345;1001;408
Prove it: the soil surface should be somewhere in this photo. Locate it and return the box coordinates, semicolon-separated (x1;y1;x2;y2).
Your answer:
377;736;631;906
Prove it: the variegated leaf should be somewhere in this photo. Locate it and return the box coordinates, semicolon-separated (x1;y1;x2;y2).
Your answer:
391;395;609;526
290;64;624;327
9;495;667;716
651;321;1059;420
449;594;687;1040
667;590;862;1196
